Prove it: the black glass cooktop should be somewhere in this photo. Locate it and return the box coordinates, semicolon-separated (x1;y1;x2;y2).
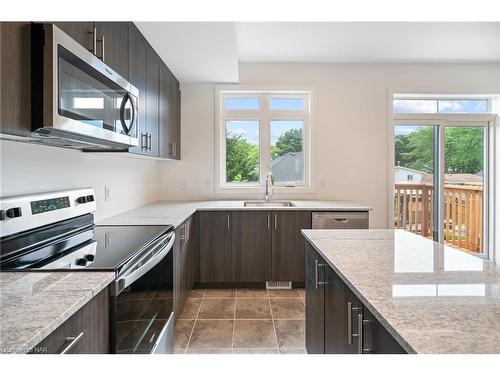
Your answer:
0;214;172;272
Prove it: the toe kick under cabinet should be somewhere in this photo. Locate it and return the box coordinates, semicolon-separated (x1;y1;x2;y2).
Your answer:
305;243;406;354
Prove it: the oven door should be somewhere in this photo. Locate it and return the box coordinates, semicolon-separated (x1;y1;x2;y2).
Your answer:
111;231;175;354
32;23;139;149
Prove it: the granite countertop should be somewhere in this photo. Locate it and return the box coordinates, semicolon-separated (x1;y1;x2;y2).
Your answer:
301;229;500;354
0;271;114;354
97;200;371;228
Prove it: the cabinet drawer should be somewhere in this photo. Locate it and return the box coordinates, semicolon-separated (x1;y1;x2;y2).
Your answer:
31;287;109;354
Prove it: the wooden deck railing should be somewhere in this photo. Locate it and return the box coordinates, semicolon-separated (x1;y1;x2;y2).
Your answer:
394;183;483;252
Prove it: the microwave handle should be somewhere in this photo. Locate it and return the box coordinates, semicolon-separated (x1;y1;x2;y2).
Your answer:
119;93;136;135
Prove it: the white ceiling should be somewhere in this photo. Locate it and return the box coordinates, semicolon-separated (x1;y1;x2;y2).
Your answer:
136;22;500;83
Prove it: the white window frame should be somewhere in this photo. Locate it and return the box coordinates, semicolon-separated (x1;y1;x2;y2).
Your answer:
215;87;312;193
389;95;497;261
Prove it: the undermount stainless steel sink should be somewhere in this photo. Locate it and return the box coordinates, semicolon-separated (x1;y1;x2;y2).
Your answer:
243;201;296;207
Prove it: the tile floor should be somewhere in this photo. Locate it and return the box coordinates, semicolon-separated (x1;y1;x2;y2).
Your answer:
174;288;306;354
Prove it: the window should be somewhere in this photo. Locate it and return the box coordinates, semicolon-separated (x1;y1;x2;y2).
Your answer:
218;91;310;189
392;96;495;258
393;99;488;114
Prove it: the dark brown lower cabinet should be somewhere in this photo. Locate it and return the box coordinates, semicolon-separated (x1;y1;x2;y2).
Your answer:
305;242;406;354
305;242;325;354
272;210;311;282
31;287;109;354
232;211;272;282
198;211;233;283
173;216;195;320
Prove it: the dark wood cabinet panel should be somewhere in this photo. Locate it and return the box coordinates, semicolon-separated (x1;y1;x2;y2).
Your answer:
145;46;160;157
305;242;325;354
0;22;32;136
361;308;406;354
32;287;109;354
54;22;94;50
173;224;185;319
232;211;272;282
95;22;129;80
324;266;360;354
159;64;180;159
127;24;148;154
271;211;311;282
184;215;196;292
198;212;233;283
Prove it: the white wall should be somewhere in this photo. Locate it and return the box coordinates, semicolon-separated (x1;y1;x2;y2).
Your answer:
0;141;158;221
157;63;500;228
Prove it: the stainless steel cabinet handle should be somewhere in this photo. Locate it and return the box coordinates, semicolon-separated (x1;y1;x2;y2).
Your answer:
59;332;84;354
88;27;97;55
333;217;348;223
147;133;152;151
141;133;148;150
347;302;362;344
267;214;270;229
314;260;326;289
172;142;176;157
101;35;105;63
361;319;371;354
227;214;230;231
357;313;363;354
169;142;172;157
274;214;278;230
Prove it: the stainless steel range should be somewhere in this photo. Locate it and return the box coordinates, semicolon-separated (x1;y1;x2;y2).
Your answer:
0;189;175;354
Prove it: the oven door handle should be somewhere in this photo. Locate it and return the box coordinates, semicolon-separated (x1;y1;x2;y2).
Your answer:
119;93;136;135
116;232;175;292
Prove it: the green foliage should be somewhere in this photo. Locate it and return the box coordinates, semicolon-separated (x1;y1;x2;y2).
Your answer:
225;133;259;182
272;128;303;160
395;127;483;174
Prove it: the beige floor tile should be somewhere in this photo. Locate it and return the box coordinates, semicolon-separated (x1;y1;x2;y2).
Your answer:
279;348;307;354
233;320;277;349
233;348;279;354
236;288;269;298
274;320;305;349
197;298;235;319
173;319;195;349
235;298;272;319
185;349;233;354
204;289;236;298
270;298;305;319
179;298;202;319
188;320;234;349
268;289;301;298
188;289;205;298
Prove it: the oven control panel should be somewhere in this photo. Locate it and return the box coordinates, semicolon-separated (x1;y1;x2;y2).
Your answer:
0;188;97;238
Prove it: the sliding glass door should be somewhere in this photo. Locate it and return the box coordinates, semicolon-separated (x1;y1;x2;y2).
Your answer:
394;121;489;256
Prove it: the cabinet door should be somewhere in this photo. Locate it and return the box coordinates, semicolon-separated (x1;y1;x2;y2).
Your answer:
361;308;406;354
198;212;232;283
324;266;360;354
127;24;148;154
54;22;94;50
305;242;325;353
271;211;311;282
232;211;272;282
159;65;180;159
145;46;160;157
32;287;109;354
0;22;32;136
95;22;129;79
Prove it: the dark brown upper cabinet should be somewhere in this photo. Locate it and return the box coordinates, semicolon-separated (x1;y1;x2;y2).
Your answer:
53;22;94;51
231;211;272;282
0;22;32;136
198;211;233;283
159;64;181;159
127;23;148;154
145;46;160;157
94;22;129;80
271;211;311;282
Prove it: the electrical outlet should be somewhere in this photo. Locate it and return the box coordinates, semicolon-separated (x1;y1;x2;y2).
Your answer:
204;178;212;190
180;180;187;191
104;186;111;201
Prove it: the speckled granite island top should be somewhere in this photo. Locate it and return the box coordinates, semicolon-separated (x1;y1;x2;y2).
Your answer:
301;229;500;354
97;200;371;228
0;272;114;354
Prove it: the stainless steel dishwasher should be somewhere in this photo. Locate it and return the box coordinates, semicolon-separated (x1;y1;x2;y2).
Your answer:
312;211;369;229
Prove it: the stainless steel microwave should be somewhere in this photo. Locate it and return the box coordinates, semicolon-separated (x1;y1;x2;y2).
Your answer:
30;23;139;150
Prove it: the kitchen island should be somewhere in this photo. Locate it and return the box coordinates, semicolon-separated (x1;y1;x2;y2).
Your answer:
301;229;500;354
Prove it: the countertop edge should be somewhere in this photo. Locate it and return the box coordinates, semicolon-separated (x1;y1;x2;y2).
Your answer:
1;272;115;354
301;230;417;354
